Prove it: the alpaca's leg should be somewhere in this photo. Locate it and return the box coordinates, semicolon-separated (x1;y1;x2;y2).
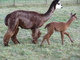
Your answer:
37;30;41;39
46;28;54;45
3;29;15;46
41;33;52;45
47;38;50;45
40;33;50;45
41;28;54;45
40;38;46;46
64;32;73;43
60;32;64;45
11;28;20;44
4;18;19;46
31;28;40;44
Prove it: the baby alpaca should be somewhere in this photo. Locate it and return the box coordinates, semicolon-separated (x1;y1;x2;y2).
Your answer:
41;13;77;45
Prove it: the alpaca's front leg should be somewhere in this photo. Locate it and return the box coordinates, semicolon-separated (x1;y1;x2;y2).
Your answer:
31;28;41;44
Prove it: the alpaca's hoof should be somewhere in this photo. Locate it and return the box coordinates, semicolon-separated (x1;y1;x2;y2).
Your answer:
4;44;9;47
18;41;20;44
40;44;43;47
32;40;38;44
71;41;74;43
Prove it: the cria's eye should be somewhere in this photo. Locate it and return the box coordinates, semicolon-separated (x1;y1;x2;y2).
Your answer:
73;16;77;19
74;16;76;18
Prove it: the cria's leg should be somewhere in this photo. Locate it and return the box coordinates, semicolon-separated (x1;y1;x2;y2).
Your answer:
40;33;52;45
60;32;64;45
41;28;54;45
3;29;15;46
47;38;50;45
31;28;41;44
40;38;45;46
64;32;73;43
11;28;20;44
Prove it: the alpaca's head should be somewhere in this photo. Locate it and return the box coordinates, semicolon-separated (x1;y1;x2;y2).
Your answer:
51;0;63;9
56;1;63;9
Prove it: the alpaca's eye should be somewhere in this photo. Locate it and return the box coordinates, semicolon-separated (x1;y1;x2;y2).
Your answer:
58;3;60;5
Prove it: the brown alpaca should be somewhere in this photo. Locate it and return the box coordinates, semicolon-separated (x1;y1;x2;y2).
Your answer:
41;13;77;45
3;0;60;46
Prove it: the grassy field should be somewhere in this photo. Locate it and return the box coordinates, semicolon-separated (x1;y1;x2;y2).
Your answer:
0;5;80;60
0;0;80;7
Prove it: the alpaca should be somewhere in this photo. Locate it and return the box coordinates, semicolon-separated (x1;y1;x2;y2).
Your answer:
3;0;61;46
41;13;77;45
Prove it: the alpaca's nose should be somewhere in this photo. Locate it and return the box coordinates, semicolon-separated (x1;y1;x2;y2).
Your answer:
61;6;63;8
61;5;63;8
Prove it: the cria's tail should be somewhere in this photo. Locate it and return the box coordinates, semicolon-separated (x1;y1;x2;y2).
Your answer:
5;14;11;26
44;24;50;29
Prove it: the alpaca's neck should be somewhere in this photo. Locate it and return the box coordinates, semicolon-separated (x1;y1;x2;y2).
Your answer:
42;1;56;22
44;7;55;21
66;17;74;27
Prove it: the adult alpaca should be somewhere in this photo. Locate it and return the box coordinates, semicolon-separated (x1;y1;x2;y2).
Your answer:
4;0;60;46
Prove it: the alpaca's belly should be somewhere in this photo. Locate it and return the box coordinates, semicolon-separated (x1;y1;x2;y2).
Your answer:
19;19;33;29
20;22;33;29
55;27;64;32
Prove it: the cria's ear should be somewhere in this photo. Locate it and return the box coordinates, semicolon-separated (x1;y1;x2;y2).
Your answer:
71;13;73;15
73;13;76;16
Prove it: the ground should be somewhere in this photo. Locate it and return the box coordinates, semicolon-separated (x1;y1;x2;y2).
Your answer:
0;5;80;60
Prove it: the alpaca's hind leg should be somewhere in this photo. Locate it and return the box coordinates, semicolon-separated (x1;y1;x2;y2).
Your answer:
31;28;40;44
64;32;73;43
4;18;19;46
37;30;41;39
47;38;50;45
40;38;46;46
46;28;54;45
40;33;52;45
3;29;15;46
60;32;64;45
11;28;20;44
40;34;49;46
41;29;54;45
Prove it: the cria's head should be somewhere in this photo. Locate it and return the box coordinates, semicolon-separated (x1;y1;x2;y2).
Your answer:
71;13;77;20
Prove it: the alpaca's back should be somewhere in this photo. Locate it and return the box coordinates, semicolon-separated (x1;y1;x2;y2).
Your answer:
45;22;67;32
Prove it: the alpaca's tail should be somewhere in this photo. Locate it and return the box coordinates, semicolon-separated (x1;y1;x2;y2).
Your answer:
44;24;50;29
5;14;11;26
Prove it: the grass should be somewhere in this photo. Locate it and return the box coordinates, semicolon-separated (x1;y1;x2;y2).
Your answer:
0;5;80;60
0;0;79;7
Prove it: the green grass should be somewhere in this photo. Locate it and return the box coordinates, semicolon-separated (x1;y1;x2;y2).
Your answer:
0;5;80;60
0;0;79;7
